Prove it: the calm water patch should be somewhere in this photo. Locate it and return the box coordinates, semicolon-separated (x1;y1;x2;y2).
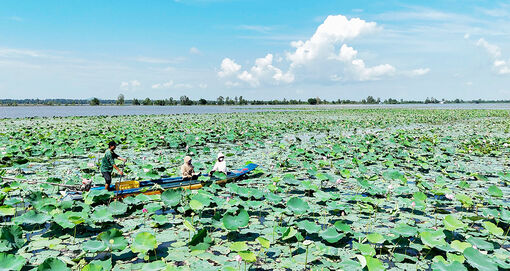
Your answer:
0;103;509;118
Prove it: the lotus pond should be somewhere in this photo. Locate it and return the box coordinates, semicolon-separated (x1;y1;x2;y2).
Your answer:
0;109;509;271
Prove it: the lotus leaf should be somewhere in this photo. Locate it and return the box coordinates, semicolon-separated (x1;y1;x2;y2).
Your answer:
0;253;26;271
286;197;309;215
131;232;158;254
222;209;249;231
463;247;498;271
37;258;70;271
420;230;446;248
319;227;344;244
482;221;503;236
443;215;466;231
97;228;128;251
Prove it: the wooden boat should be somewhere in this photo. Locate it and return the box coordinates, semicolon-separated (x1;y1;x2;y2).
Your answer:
64;163;258;200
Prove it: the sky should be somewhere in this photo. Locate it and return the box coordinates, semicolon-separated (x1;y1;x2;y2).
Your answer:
1;0;510;100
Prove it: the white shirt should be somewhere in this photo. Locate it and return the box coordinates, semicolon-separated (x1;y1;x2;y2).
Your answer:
212;160;227;173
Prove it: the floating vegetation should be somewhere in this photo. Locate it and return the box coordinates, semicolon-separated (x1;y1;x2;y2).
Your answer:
0;109;509;270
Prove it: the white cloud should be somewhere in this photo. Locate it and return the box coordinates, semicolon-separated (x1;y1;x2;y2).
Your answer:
174;83;193;89
198;83;208;88
407;68;430;77
476;38;510;75
287;15;378;67
218;58;241;77
152;81;174;89
218;14;403;87
189;47;201;55
120;80;141;90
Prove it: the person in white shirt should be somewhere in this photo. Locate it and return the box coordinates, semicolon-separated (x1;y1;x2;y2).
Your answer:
210;152;227;175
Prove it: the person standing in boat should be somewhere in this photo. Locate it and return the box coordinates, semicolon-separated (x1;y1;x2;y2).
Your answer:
100;141;127;191
181;156;201;180
209;152;227;176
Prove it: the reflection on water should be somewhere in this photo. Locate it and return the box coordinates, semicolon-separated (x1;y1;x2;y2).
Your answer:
1;103;509;118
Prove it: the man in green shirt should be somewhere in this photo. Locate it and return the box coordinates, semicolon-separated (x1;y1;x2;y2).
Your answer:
100;141;127;191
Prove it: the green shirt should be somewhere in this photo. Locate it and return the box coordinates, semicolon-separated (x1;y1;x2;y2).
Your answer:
100;149;118;173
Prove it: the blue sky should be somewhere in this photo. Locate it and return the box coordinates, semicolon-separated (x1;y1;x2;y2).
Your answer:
1;0;510;100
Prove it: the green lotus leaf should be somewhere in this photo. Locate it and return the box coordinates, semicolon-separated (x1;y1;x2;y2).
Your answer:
0;252;26;271
97;228;128;251
140;261;167;271
281;226;298;241
392;223;417;237
82;240;107;253
319;227;344;244
238;251;256;263
354;242;376;256
131;232;158;254
466;237;494;251
161;189;182;207
463;247;498;271
296;220;321;234
0;206;15;217
420;230;446;248
15;210;50;225
431;260;467;271
82;263;104;271
286;197;309;215
256;237;270;249
37;258;71;271
229;241;248;252
90;206;114;223
108;201;128;216
450;240;471;253
222;209;249;231
487;185;502;197
443;215;466;231
482;221;504;236
334;221;352;233
189;199;204;211
0;225;25;252
455;194;473;207
364;256;385;271
367;233;385;244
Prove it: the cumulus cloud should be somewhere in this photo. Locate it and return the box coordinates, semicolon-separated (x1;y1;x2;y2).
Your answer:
217;14;413;87
287;15;378;67
218;58;242;77
406;68;430;77
152;81;174;89
476;38;510;75
120;80;141;91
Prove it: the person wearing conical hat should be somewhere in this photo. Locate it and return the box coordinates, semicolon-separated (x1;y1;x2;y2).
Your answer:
210;152;227;176
181;156;201;180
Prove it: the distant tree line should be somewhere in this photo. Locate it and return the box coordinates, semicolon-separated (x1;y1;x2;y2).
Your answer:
1;95;510;106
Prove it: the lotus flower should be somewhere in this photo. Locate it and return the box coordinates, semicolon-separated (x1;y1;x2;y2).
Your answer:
445;194;454;200
235;254;242;262
143;168;150;173
411;201;416;208
87;162;95;167
388;184;394;190
160;136;165;139
142;208;148;213
226;196;231;203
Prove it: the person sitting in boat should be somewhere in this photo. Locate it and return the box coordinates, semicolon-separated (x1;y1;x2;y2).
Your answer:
100;141;127;191
181;156;201;180
209;152;227;176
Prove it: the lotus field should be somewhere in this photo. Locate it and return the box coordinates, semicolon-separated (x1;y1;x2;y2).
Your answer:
1;109;510;271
